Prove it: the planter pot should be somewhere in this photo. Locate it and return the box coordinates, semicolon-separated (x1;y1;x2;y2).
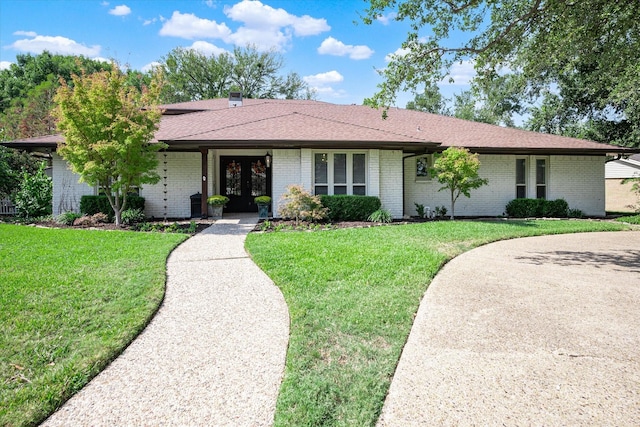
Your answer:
257;203;269;219
208;205;224;219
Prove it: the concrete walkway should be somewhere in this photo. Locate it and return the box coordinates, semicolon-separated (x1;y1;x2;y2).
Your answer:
42;215;289;426
378;231;640;426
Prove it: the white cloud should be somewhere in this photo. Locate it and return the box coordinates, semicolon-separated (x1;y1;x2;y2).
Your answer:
159;11;232;40
188;41;228;56
317;37;374;60
441;60;476;86
385;47;409;62
109;4;131;16
223;0;329;51
9;33;101;57
141;61;161;72
0;61;12;70
13;30;37;37
143;17;157;26
376;12;397;25
303;70;343;86
101;1;109;6
303;71;345;99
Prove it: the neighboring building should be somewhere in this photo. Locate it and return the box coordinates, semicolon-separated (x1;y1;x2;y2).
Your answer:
605;154;640;213
3;98;637;219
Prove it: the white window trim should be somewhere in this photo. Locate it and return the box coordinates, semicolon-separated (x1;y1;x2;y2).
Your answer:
515;157;527;198
534;156;549;199
313;151;368;195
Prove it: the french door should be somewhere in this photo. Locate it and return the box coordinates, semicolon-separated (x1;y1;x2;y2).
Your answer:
220;156;271;212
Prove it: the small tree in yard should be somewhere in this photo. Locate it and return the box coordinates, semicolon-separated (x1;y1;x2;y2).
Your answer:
278;185;328;225
54;65;165;226
431;147;488;219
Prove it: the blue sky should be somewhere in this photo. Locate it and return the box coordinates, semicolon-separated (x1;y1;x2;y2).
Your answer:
0;0;474;106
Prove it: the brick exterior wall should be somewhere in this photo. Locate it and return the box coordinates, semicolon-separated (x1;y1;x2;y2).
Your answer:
606;179;639;212
379;150;403;218
404;154;607;217
52;153;94;216
272;149;302;216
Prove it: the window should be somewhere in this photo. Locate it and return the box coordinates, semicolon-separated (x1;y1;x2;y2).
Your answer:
416;156;432;181
516;158;526;198
314;152;367;195
536;158;547;199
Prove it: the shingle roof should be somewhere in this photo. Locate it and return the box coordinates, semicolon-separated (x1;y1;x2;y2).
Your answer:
3;98;637;154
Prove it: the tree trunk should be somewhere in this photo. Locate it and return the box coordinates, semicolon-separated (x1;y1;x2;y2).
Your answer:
450;189;455;220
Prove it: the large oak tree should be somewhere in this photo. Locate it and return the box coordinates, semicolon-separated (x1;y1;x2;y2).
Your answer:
363;0;640;146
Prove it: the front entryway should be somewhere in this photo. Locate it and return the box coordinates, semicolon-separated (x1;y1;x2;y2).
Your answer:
220;156;271;212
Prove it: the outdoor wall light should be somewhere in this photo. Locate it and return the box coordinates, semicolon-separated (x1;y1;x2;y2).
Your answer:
265;152;272;168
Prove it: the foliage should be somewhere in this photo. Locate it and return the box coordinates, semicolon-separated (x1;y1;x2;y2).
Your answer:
80;195;145;221
367;209;393;223
278;185;328;224
615;214;640;225
121;208;146;225
505;198;570;218
254;195;272;205
0;146;40;198
206;195;229;206
362;1;640;147
160;45;314;103
13;162;52;218
246;219;628;426
0;224;186;427
430;147;488;219
319;195;381;221
434;205;448;218
54;64;164;226
568;208;584;219
55;211;82;225
414;203;426;218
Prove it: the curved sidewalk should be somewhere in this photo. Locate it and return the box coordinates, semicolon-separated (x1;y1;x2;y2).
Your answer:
42;215;290;426
378;231;640;426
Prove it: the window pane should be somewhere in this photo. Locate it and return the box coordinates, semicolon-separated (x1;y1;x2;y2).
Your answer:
334;185;347;195
226;160;242;196
417;157;429;177
315;185;328;195
536;186;546;199
353;185;366;196
516;186;526;199
315;153;328;184
251;160;267;196
334;153;346;183
353;154;366;183
536;159;546;185
516;159;526;185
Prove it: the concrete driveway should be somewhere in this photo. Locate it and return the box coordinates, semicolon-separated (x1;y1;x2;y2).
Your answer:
378;231;640;426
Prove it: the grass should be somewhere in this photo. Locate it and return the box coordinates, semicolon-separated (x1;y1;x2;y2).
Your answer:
0;224;187;427
245;219;630;426
614;214;640;224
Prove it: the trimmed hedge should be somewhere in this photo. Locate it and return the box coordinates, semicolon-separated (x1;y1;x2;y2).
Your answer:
319;195;381;221
505;198;569;218
80;195;145;221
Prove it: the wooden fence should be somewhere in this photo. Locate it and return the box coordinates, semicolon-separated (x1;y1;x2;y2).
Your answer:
0;198;16;215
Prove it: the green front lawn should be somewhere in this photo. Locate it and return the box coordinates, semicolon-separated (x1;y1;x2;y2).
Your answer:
245;219;630;426
0;224;187;427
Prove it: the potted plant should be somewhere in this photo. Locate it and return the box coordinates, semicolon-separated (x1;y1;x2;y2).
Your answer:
254;195;271;219
207;195;229;219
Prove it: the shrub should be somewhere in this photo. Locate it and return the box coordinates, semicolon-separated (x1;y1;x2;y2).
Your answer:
434;205;448;218
568;208;584;218
92;212;109;223
73;215;95;227
56;211;82;226
80;195;145;221
368;209;392;223
319;195;381;221
121;208;145;225
415;203;426;218
254;195;272;205
207;195;229;206
506;198;569;218
278;185;328;224
13;162;52;219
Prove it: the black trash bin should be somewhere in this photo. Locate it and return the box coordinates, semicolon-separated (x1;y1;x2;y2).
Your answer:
190;193;202;218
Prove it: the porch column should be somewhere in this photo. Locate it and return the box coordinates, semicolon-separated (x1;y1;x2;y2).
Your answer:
200;147;208;218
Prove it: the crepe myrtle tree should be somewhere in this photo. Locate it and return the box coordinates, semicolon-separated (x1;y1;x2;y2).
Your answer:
54;64;165;226
430;147;488;219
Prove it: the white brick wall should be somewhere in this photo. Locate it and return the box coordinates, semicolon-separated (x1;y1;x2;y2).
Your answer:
52;153;94;215
272;149;302;216
404;154;607;217
140;152;201;219
379;150;403;218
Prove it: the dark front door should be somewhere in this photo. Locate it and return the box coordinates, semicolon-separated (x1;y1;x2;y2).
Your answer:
220;156;271;212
